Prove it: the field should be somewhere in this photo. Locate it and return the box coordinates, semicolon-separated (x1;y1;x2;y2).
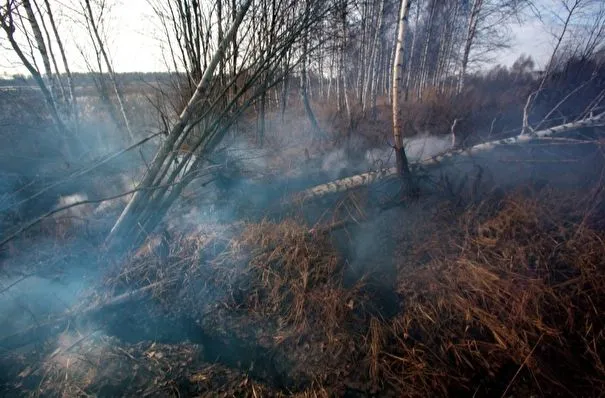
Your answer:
1;62;605;397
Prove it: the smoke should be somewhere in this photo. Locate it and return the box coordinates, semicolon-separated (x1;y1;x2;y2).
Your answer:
0;241;101;343
321;148;350;180
219;143;269;174
0;120;156;350
364;133;456;169
308;133;457;182
405;133;455;160
56;193;92;219
2;82;602;396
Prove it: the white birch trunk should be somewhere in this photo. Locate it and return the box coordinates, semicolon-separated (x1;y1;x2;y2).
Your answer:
84;0;134;142
22;0;53;84
292;112;605;202
392;0;412;178
44;0;78;125
404;3;420;100
418;0;437;100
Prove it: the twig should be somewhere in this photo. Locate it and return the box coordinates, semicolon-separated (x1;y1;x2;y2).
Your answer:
500;334;544;398
0;273;34;295
0;280;173;350
0;167;216;248
535;79;592;131
7;132;163;213
522;91;537;136
48;329;100;360
307;219;353;235
76;280;174;314
116;346;138;362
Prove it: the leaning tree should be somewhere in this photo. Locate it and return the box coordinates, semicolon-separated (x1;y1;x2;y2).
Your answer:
106;0;333;253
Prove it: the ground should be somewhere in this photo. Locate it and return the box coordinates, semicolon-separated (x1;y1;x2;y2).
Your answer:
1;129;605;397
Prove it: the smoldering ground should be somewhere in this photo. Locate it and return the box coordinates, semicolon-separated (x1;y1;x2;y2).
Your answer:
1;105;605;396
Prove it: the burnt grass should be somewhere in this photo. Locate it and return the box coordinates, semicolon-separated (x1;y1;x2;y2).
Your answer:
2;142;605;397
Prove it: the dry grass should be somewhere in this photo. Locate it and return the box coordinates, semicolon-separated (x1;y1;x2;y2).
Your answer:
378;187;605;397
8;328;338;397
211;219;356;342
102;217;366;388
110;218;354;331
34;218;360;395
73;181;605;396
24;332;294;397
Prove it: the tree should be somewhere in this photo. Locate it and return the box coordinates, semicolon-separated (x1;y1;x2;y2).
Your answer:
457;0;526;94
458;0;484;94
300;0;322;137
42;0;78;127
107;0;332;253
0;0;80;159
363;0;385;112
82;0;134;142
523;0;605;134
392;0;415;193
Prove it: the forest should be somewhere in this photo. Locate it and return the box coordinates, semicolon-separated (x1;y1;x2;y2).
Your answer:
1;0;605;396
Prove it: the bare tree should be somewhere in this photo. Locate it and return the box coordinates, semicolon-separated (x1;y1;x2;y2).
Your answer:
404;0;420;100
300;0;322;137
457;0;525;94
107;0;254;251
417;0;437;99
522;0;605;134
0;0;78;158
458;0;484;94
107;0;331;252
83;0;134;142
43;0;78;125
21;0;53;87
363;0;385;112
392;0;415;193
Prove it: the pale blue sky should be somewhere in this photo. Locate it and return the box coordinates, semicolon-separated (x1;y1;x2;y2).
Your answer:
0;0;568;77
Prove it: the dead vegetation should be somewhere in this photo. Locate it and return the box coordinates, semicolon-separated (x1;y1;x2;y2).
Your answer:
381;187;605;396
214;220;349;331
105;218;364;387
4;172;605;397
14;333;331;397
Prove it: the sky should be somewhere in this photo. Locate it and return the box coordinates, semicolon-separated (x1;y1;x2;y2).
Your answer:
0;0;563;77
498;20;554;68
0;0;165;76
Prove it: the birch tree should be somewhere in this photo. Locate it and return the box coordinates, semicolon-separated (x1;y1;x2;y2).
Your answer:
107;0;254;251
0;0;79;158
457;0;527;94
43;0;77;124
363;0;385;112
392;0;415;192
523;0;590;134
300;0;322;136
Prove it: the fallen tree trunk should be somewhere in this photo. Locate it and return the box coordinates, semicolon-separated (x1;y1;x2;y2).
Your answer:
291;112;605;202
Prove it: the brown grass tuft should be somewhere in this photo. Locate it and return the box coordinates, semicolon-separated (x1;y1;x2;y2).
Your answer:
212;219;351;338
381;188;605;396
